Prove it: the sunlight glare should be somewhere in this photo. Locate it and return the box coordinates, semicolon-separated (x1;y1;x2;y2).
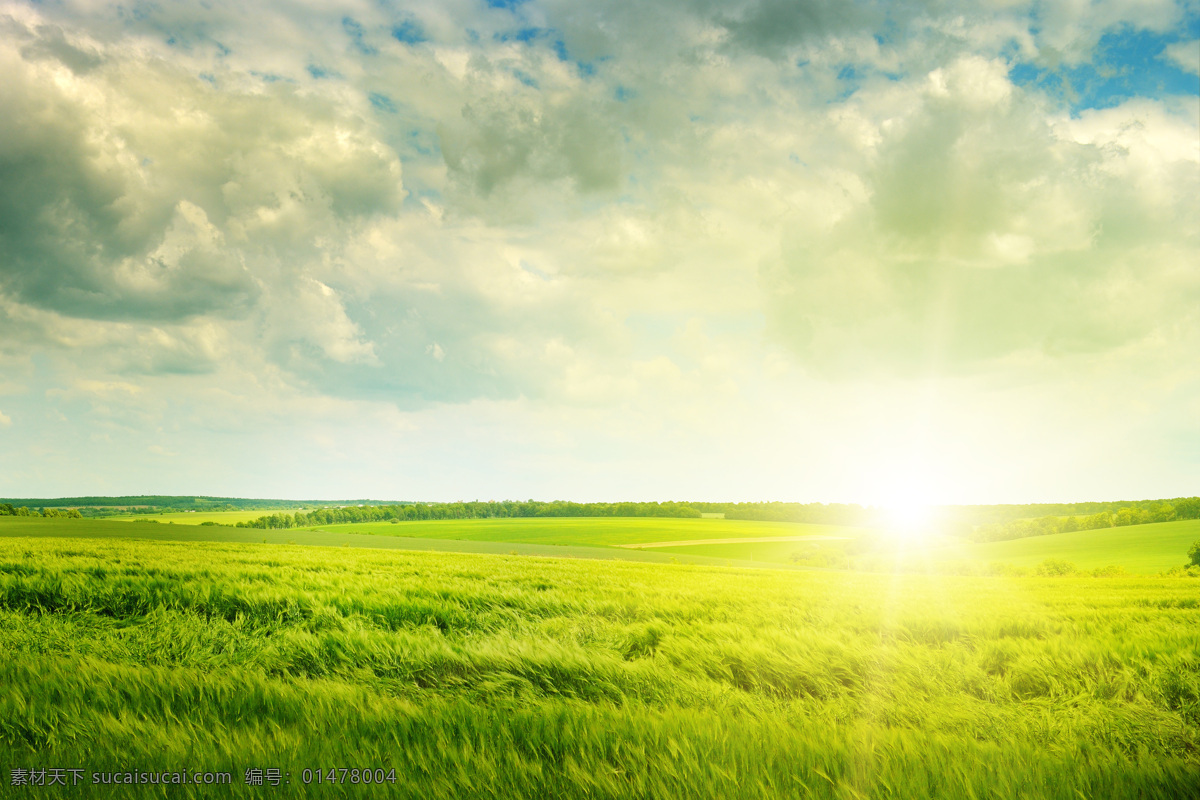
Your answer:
883;500;934;542
874;466;938;543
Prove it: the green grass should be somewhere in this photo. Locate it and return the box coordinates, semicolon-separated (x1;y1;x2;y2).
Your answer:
0;534;1196;798
0;517;804;572
950;519;1200;573
654;520;1200;575
658;539;851;567
302;517;1200;576
295;517;852;547
10;514;1197;577
107;511;276;526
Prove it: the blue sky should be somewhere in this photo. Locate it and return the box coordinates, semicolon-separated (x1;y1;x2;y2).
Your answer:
1010;22;1199;109
0;0;1197;504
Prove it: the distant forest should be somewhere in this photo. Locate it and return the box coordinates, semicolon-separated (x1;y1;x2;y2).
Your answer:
0;496;388;517
964;498;1200;542
231;497;1200;539
3;495;1197;542
230;500;863;529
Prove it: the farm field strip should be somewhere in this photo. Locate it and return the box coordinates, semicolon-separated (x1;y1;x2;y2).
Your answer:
107;510;279;525
945;518;1200;572
8;515;1198;575
291;517;859;547
0;518;810;571
656;540;844;565
617;535;850;548
609;520;1200;575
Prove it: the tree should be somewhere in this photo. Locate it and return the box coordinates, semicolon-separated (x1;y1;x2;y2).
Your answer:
1188;541;1200;568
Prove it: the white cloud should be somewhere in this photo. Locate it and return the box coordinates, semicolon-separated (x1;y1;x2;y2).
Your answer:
1163;39;1200;75
761;59;1199;376
0;0;1196;501
274;279;380;366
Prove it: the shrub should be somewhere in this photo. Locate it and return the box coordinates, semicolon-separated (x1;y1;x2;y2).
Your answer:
1034;559;1076;577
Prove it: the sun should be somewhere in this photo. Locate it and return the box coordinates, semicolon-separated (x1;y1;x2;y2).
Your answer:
883;500;934;541
871;460;945;543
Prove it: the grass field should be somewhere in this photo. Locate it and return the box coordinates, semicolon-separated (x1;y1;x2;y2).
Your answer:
8;514;1197;576
653;520;1200;575
294;517;854;547
0;517;807;572
656;539;852;566
0;533;1197;798
949;519;1200;573
108;511;284;526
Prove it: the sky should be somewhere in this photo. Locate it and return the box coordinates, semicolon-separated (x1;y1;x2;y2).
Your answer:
0;0;1197;505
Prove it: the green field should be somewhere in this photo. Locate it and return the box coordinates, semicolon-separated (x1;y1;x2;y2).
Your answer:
0;517;807;572
293;517;852;546
1;533;1197;798
2;515;1198;797
658;539;852;566
12;514;1197;577
108;511;277;526
952;519;1200;573
656;520;1200;575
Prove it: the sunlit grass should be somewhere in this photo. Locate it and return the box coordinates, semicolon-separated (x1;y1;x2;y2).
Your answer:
296;516;852;546
107;510;274;525
0;535;1196;798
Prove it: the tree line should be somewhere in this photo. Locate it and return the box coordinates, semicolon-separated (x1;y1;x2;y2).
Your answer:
232;500;888;530
229;496;1200;533
0;495;355;516
235;500;716;529
0;504;83;518
7;493;1195;541
969;498;1200;542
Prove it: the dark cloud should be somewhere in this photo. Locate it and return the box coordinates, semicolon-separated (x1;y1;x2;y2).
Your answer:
19;24;103;73
715;0;881;58
439;92;624;209
0;20;404;325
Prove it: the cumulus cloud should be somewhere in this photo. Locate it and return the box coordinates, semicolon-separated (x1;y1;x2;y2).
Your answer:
0;9;404;328
0;0;1196;500
715;0;881;58
269;279;380;367
1163;38;1200;74
761;56;1199;375
439;90;624;216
